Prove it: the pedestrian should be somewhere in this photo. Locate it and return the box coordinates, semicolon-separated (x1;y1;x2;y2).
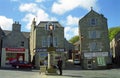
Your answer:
57;57;63;75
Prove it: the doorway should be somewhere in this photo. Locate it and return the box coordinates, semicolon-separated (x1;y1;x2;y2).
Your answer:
87;59;93;69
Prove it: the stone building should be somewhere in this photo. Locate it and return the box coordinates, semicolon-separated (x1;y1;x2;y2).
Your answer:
64;38;74;59
73;40;81;60
1;22;30;67
110;31;120;65
79;8;111;69
0;27;4;66
30;19;71;68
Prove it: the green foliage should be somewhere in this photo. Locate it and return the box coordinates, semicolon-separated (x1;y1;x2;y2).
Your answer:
109;27;120;41
68;27;120;43
69;35;79;44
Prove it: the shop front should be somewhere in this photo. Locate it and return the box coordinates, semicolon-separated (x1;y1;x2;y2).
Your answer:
35;48;66;69
82;52;109;69
1;48;28;67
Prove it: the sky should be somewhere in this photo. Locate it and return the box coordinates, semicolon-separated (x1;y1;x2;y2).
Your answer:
0;0;120;40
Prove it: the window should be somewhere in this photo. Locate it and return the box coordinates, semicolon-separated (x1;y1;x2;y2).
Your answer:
90;18;97;26
21;41;24;46
89;30;100;39
45;24;48;30
89;31;96;38
45;23;56;30
53;37;57;47
42;37;47;47
47;36;51;47
89;42;102;51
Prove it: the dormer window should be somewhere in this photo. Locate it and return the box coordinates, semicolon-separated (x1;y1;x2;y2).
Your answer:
45;22;55;30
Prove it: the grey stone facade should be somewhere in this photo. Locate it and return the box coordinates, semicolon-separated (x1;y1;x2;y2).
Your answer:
1;22;29;67
0;20;73;68
0;27;4;66
79;9;111;69
30;19;72;68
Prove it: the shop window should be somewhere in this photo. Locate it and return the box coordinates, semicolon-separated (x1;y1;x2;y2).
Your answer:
6;53;17;64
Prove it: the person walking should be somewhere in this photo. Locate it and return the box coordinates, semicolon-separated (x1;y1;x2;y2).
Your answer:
57;57;63;75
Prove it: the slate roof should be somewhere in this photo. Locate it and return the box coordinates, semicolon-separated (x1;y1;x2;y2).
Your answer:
79;9;107;21
3;30;30;38
37;21;64;28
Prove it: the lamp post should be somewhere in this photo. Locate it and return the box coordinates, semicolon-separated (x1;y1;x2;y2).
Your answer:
47;24;56;73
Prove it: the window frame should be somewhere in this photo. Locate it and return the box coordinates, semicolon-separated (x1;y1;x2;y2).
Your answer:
89;42;102;51
89;30;101;39
89;18;97;26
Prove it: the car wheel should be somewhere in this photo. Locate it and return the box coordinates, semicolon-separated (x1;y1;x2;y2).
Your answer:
16;66;19;69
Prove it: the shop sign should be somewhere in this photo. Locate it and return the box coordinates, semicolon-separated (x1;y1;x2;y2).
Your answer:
56;48;65;52
84;52;108;57
97;57;106;66
36;48;47;52
6;48;25;52
36;48;65;52
40;53;48;59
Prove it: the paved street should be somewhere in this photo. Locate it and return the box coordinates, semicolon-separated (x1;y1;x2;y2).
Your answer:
0;61;120;78
42;69;120;78
1;66;120;78
0;69;40;78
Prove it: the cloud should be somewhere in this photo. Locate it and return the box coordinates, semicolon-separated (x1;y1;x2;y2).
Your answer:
66;15;79;26
35;0;44;3
52;0;98;15
65;26;78;40
19;3;39;13
22;13;35;30
0;16;13;30
20;3;57;30
60;15;80;40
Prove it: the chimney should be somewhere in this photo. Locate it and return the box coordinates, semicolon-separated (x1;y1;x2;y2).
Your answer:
12;21;21;32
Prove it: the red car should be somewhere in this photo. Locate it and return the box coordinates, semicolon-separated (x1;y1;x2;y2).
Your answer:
11;61;34;69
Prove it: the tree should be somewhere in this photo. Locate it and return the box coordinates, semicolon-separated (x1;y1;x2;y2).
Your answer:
68;27;120;44
109;27;120;41
69;35;79;44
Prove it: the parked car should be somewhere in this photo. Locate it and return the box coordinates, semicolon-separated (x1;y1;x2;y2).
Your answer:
11;61;34;69
73;59;80;65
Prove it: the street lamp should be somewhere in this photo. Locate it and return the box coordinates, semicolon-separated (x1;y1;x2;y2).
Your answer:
47;24;56;74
